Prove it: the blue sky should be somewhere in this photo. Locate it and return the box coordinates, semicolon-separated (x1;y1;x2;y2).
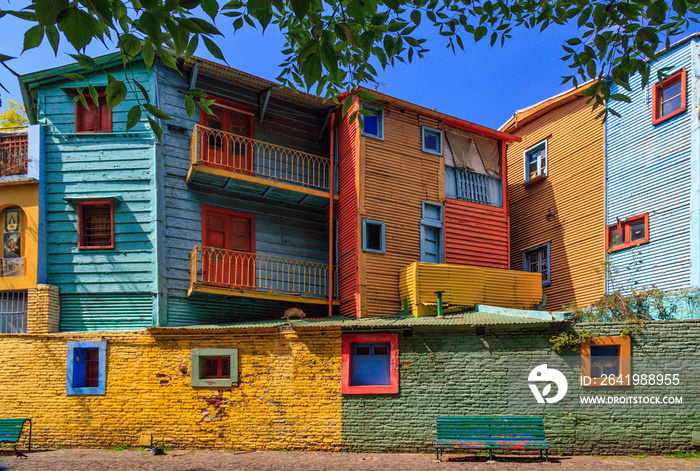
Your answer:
1;7;698;130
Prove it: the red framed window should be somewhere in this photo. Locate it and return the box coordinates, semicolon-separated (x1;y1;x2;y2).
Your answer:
77;201;115;250
75;94;112;133
606;213;649;252
652;69;686;125
84;348;100;387
341;333;399;394
202;356;231;379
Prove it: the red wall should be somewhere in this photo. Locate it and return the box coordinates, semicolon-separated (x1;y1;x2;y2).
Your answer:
444;199;509;269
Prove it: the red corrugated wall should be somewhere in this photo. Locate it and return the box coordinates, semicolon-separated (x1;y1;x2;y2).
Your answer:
336;103;360;317
444;199;509;269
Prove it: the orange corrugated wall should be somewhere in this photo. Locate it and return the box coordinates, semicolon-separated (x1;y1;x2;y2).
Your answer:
506;95;605;310
444;199;509;269
336;101;360;317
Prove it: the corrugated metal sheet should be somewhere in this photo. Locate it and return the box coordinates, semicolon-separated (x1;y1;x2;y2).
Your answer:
444;199;508;268
60;294;153;332
398;262;542;316
505;94;605;310
361;103;442;317
336;102;360;317
606;40;696;292
149;310;564;333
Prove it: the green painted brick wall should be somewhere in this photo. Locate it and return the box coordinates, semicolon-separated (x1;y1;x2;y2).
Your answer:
340;320;700;454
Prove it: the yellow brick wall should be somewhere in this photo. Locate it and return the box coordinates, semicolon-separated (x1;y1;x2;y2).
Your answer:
0;329;342;450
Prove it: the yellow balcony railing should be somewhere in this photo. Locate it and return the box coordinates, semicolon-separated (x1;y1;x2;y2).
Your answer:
190;246;335;299
190;124;331;191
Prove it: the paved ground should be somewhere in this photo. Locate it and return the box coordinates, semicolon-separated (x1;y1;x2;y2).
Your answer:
1;449;699;471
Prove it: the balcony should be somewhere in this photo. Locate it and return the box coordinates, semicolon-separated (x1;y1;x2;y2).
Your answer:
399;262;542;316
188;125;336;210
0;125;42;184
188;246;339;306
445;166;503;207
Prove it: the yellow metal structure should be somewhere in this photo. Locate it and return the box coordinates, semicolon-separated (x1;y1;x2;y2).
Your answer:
399;262;543;316
189;124;334;199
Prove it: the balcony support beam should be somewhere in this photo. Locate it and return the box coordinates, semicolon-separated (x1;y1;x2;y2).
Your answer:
188;283;341;306
259;87;275;124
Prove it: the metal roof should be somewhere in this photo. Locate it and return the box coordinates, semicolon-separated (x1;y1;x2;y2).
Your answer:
148;310;568;334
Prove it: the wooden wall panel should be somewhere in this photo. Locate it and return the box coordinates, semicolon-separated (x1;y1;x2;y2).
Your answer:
360;104;442;317
336;102;360;317
506;96;605;310
444;199;508;269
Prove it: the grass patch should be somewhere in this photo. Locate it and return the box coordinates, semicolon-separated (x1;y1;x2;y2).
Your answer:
112;444;130;451
628;454;650;458
665;452;700;459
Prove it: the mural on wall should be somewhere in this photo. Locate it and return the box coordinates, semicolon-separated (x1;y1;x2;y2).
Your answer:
2;208;23;276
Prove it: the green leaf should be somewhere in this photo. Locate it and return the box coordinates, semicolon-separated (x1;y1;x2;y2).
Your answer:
145;103;172;121
143;42;155;69
127;105;142;130
46;24;60;54
203;36;226;62
586;60;597;79
185;94;196;118
672;0;687;15
201;0;219;20
341;95;353;118
105;80;127;110
474;26;488;41
148;116;163;140
69;54;96;69
411;10;421;26
134;80;150;103
62;73;86;82
57;7;101;51
88;84;100;107
23;25;44;52
289;0;310;19
610;93;632;103
0;54;15;62
120;33;142;59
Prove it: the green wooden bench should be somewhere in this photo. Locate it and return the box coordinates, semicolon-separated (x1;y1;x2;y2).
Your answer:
0;418;32;451
435;416;548;462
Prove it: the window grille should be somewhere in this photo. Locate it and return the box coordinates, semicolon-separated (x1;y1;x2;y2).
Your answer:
0;290;27;334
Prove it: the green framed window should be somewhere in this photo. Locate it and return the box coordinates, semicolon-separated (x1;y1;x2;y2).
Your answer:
191;348;239;387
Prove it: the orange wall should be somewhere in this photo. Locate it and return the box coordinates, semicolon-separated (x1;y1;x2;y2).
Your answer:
506;96;605;310
0;182;39;290
444;199;508;269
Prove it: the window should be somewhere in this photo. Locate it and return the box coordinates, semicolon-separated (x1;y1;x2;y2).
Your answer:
341;333;399;394
67;340;107;395
2;207;24;277
581;336;631;387
652;68;686;125
421;202;443;263
422;127;442;155
523;140;547;183
361;103;384;140
522;243;550;286
606;213;649;252
75;94;112;133
362;219;385;254
77;201;114;250
191;348;239;387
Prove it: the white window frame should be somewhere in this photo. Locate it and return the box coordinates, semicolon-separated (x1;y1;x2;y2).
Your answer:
421;127;442;155
523;140;548;182
360;103;384;140
522;242;550;286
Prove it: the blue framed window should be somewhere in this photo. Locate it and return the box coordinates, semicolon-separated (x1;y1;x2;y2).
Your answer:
362;219;385;254
524;140;547;182
67;340;107;395
422;127;442;155
420;202;443;263
361;103;384;140
522;242;550;286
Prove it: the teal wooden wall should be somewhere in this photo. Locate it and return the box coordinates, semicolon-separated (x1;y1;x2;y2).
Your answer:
156;65;331;326
37;61;159;331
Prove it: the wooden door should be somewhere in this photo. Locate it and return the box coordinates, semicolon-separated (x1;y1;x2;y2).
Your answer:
202;206;255;289
200;101;254;174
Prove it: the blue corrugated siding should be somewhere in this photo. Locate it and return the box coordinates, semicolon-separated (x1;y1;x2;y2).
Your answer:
606;40;696;293
157;66;330;325
39;62;158;329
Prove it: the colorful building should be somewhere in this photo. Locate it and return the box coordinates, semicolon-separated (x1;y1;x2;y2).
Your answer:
501;84;606;310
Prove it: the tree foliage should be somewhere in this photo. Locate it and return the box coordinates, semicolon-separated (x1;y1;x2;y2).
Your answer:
1;0;697;135
0;100;29;129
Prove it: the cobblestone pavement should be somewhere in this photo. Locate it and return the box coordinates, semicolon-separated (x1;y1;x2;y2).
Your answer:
1;449;699;471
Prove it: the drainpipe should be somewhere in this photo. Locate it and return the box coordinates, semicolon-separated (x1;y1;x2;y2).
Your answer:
435;291;444;317
328;112;335;317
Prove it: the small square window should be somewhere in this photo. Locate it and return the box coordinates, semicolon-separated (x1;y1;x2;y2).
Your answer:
652;69;686;125
522;243;550;286
422;127;442;155
77;201;114;250
361;103;384;140
523;140;547;183
67;340;107;395
75;94;112;133
342;333;398;394
581;336;631;387
191;348;238;387
362;219;385;254
606;213;649;252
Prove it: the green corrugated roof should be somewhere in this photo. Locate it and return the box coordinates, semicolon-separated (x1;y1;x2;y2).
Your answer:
149;311;567;334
